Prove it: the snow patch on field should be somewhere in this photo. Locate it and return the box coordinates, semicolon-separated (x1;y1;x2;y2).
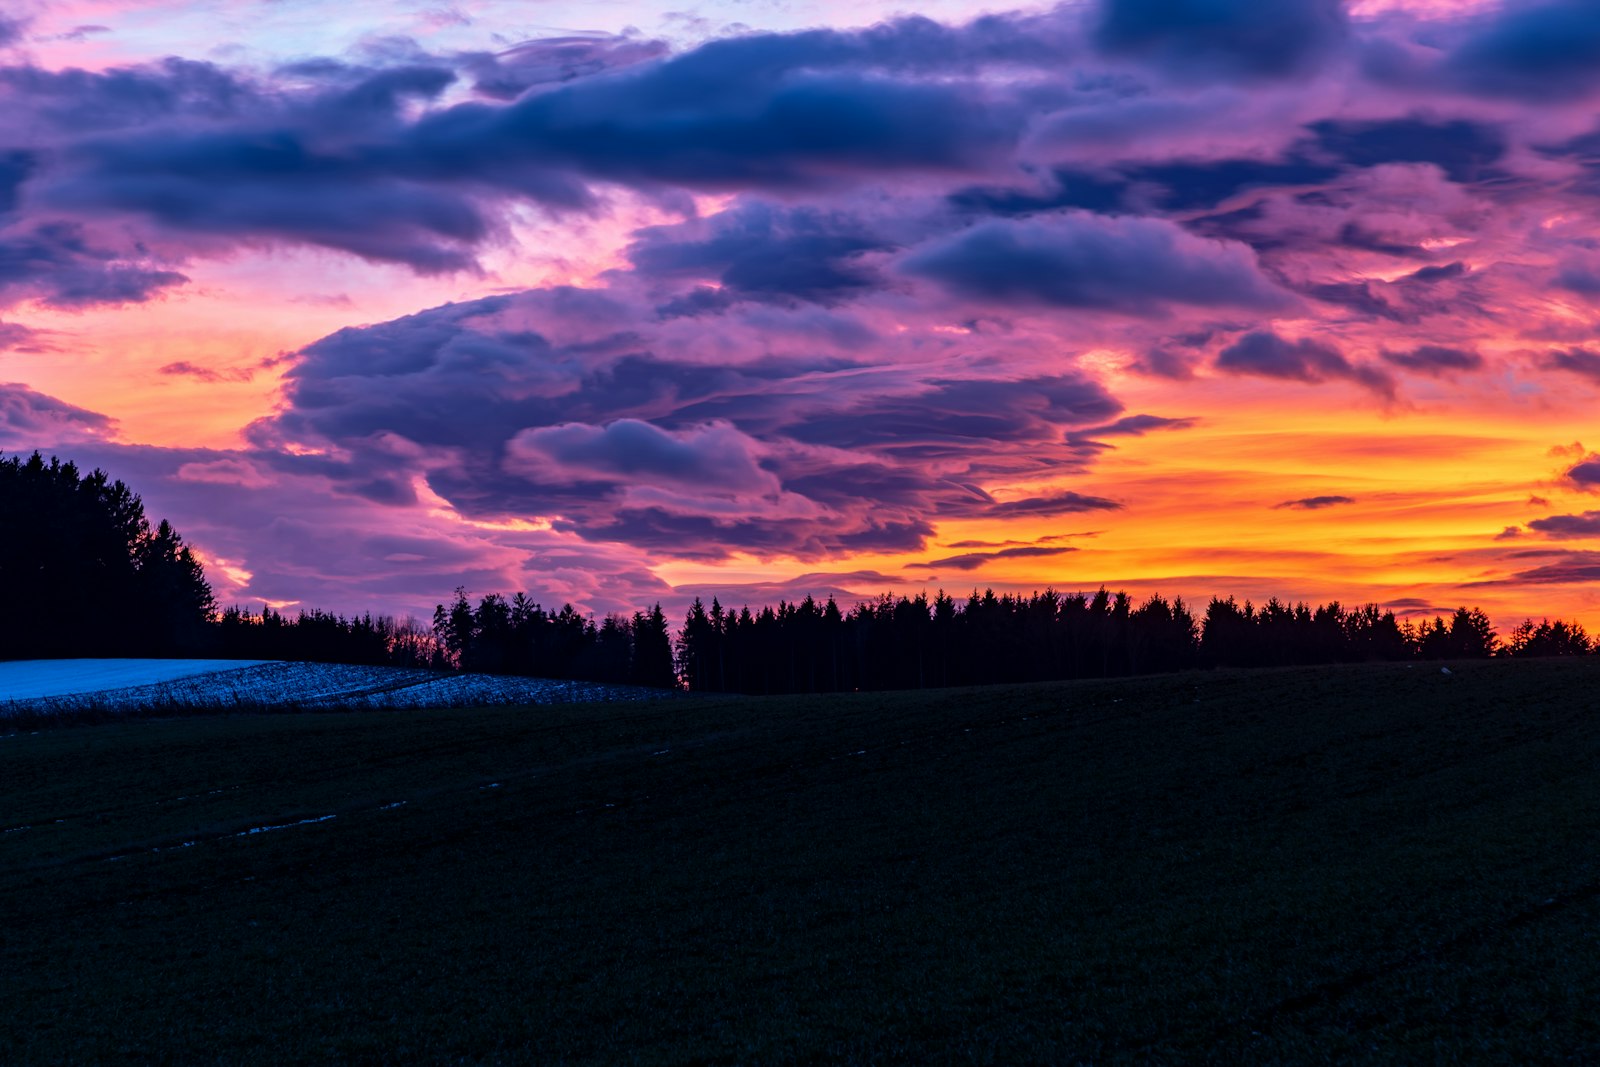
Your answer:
0;659;673;717
0;659;266;700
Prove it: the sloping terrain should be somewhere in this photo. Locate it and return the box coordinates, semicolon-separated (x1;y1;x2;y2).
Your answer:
5;659;1600;1063
0;659;269;700
0;659;669;716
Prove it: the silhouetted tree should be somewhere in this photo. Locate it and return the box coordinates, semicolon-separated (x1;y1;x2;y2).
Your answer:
0;452;214;658
1504;617;1591;657
629;604;676;689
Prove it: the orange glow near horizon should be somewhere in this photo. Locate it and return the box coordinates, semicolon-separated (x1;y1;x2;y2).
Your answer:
10;0;1600;634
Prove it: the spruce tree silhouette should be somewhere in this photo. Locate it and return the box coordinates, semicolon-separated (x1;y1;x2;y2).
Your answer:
0;452;214;659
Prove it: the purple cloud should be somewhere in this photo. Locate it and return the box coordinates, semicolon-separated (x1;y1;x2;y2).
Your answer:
1092;0;1347;81
505;419;778;494
626;202;892;306
1216;331;1394;396
918;544;1077;571
1442;0;1600;102
1274;495;1355;510
0;321;43;351
0;382;114;447
458;34;669;100
985;491;1123;518
1495;551;1600;584
902;213;1291;315
1383;345;1485;376
0;222;187;308
1546;348;1600;382
1529;511;1600;537
247;286;1139;562
160;361;254;383
1566;454;1600;490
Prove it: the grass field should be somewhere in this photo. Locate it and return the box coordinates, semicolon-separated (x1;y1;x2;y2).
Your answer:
5;658;1600;1064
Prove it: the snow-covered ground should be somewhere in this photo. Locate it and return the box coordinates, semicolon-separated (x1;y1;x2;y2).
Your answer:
0;659;267;700
0;659;673;717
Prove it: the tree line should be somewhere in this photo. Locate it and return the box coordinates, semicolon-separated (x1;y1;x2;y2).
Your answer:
666;589;1583;695
2;451;1596;693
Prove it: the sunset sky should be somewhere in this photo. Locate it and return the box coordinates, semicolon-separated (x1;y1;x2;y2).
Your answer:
5;0;1600;630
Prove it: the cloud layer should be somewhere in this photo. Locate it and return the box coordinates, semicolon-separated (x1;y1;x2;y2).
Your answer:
8;1;1600;627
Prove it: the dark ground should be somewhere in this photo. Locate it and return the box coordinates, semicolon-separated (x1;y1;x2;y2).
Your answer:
5;658;1600;1064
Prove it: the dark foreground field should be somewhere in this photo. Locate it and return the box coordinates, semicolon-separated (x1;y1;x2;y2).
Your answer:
5;660;1600;1064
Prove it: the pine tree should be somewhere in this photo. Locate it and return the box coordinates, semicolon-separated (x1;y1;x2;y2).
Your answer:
0;452;214;658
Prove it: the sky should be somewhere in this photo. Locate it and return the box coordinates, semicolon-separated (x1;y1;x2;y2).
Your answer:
5;0;1600;631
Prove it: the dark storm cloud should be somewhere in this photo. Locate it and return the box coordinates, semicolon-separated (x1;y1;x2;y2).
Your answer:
1122;158;1343;211
1441;0;1600;102
918;544;1077;570
53;129;494;276
17;57;533;275
393;9;1089;195
1382;345;1484;376
950;155;1344;221
1091;0;1348;80
585;10;1079;84
1528;511;1600;538
901;213;1290;314
1305;118;1508;184
948;168;1129;217
411;68;1017;192
1215;331;1394;395
1273;495;1355;510
626;203;891;304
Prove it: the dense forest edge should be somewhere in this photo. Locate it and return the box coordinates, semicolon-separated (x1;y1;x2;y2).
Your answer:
5;451;1595;693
